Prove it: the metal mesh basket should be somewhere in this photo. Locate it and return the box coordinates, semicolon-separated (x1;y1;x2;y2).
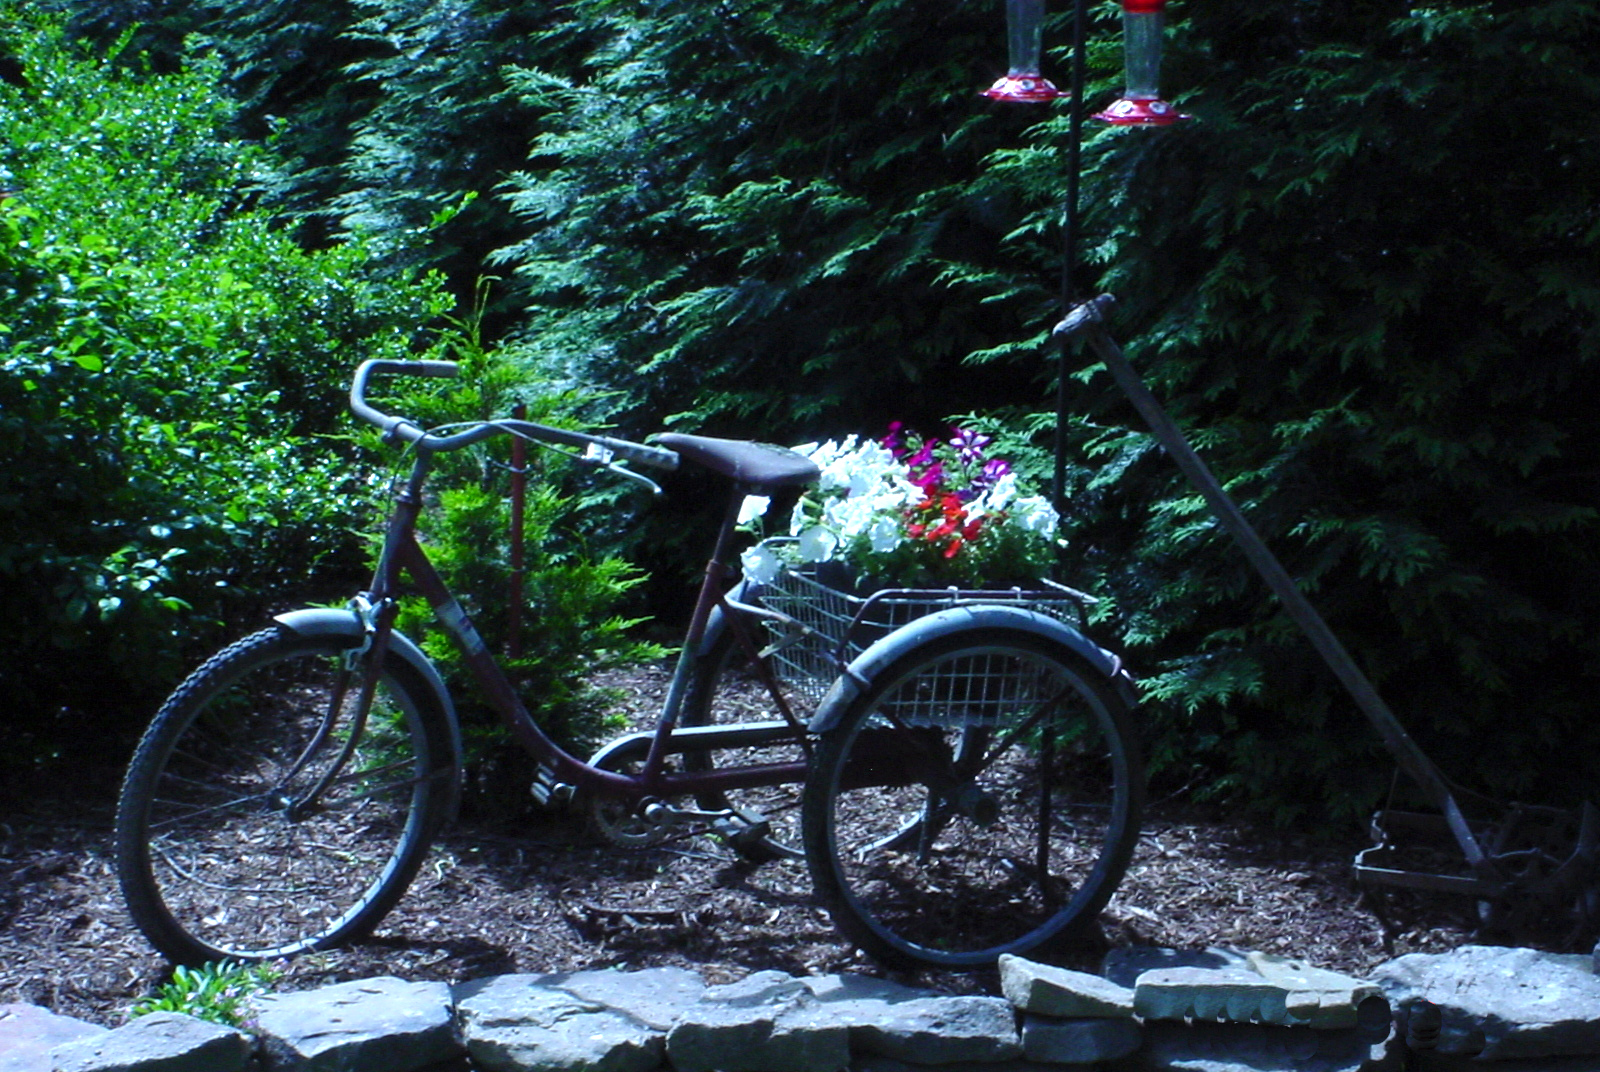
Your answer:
755;555;1088;709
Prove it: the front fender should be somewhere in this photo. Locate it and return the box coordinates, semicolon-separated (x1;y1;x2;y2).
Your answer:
806;603;1130;734
272;608;463;806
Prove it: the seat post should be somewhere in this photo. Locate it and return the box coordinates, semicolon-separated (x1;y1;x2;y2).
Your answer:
647;485;749;752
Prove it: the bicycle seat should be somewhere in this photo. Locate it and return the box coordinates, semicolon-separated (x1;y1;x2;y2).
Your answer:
653;433;819;490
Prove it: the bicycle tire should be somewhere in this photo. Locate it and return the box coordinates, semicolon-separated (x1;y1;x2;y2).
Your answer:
679;624;810;861
802;628;1143;969
116;627;456;965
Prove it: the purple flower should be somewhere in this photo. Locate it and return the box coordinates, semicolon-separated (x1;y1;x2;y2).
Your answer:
882;421;906;458
910;460;944;489
981;458;1011;484
950;428;992;464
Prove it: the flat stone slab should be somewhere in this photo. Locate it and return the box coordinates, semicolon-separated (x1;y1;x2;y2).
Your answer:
1243;953;1386;1030
667;971;849;1072
1000;954;1137;1018
1134;955;1384;1030
1023;1014;1143;1063
48;1012;252;1072
1105;947;1253;988
1122;1019;1399;1072
251;976;458;1072
0;1005;106;1072
1375;944;1600;1060
550;967;705;1031
803;973;1023;1065
452;969;703;1072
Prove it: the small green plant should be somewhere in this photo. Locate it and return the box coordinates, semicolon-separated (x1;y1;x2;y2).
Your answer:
128;960;283;1028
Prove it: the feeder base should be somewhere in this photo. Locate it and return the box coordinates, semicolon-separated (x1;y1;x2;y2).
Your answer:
982;74;1064;103
1094;96;1189;125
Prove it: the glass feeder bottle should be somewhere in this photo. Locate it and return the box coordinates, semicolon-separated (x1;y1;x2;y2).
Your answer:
1094;0;1188;125
1121;0;1164;101
1005;0;1046;78
983;0;1062;102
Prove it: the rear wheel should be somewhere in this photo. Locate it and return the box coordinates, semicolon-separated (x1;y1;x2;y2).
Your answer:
116;627;456;965
802;629;1142;969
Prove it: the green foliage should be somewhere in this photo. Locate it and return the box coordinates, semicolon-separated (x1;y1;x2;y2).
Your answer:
1038;0;1600;823
43;0;563;315
389;316;663;815
494;0;1072;442
0;10;452;782
129;960;282;1027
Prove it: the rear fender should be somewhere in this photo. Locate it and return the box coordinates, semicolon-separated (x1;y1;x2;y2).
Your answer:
806;603;1131;734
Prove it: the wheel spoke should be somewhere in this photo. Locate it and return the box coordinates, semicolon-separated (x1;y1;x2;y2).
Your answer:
804;630;1142;969
117;629;449;964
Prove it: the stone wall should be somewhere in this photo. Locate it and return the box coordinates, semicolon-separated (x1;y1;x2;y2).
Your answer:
4;944;1599;1072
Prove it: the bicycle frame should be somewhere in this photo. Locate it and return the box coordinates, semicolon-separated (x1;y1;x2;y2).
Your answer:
352;440;811;811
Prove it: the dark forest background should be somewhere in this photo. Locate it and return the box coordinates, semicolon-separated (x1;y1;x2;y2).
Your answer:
3;0;1597;826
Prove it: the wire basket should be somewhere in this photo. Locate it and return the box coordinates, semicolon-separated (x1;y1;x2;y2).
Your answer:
755;555;1089;710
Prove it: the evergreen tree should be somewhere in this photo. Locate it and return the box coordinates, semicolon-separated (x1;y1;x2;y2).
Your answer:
1047;0;1600;820
498;0;1600;821
494;0;1073;440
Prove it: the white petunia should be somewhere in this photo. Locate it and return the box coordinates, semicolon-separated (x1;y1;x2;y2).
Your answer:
739;543;783;585
867;515;903;553
1010;495;1060;534
976;471;1018;513
737;494;770;526
797;525;839;562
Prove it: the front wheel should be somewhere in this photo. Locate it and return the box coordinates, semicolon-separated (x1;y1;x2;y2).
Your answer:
116;627;456;965
802;629;1143;969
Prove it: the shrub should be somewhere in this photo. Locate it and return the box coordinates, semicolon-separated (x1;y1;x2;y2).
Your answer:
0;12;450;785
386;319;664;815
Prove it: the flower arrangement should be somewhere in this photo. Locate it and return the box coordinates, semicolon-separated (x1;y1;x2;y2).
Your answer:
740;423;1061;590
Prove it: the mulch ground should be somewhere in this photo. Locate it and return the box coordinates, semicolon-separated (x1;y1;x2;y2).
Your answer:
0;661;1480;1028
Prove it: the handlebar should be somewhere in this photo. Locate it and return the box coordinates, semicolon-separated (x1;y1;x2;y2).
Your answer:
347;359;681;472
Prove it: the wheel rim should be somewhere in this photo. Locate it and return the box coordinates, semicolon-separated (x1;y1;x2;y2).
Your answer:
819;641;1134;966
133;644;435;960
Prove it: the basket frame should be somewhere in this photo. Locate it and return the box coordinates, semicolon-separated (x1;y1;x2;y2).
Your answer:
751;544;1092;706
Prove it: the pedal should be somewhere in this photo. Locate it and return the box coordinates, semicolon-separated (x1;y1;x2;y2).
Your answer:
529;760;574;808
712;811;772;850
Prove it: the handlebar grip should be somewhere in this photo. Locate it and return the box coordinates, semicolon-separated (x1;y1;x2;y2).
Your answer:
349;359;460;442
360;359;459;379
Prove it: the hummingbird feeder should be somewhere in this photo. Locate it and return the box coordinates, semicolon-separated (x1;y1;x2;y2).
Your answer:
1094;0;1188;125
982;0;1064;103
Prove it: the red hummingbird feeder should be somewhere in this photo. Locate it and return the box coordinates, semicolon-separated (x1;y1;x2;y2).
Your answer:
1094;0;1188;125
982;0;1064;103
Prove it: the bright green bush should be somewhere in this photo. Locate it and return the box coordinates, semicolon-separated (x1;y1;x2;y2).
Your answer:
0;13;449;780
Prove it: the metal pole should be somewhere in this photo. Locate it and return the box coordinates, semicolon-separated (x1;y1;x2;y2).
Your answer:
1056;296;1491;872
508;402;527;662
1052;0;1090;510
